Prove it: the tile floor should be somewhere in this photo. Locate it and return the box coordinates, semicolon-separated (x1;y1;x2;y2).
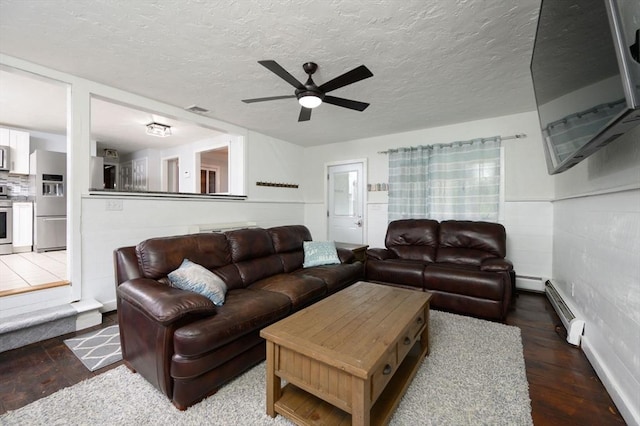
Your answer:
0;250;68;294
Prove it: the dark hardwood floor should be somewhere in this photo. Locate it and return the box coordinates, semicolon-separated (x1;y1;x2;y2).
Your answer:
0;292;626;424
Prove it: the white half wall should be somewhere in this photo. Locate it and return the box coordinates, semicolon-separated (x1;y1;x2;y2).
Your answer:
82;196;305;311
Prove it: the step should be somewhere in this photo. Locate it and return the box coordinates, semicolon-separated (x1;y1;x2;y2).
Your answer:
0;299;103;353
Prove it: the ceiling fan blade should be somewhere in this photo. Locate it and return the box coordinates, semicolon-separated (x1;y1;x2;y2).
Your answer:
258;60;305;90
318;65;373;93
242;95;295;103
323;95;370;111
298;107;312;122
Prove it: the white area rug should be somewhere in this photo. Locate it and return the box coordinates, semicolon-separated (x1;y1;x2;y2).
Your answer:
63;325;122;371
2;311;532;425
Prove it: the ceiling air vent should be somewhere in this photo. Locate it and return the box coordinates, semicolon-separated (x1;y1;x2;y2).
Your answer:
185;105;209;114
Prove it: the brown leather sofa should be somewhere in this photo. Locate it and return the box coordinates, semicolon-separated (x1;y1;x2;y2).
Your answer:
113;225;363;410
366;219;514;320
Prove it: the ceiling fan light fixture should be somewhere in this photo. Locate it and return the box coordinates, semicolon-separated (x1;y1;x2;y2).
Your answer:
146;122;171;137
298;93;322;109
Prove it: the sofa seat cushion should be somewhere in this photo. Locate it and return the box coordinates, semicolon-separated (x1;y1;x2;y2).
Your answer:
423;264;505;300
295;262;363;293
249;274;327;309
171;331;264;380
366;259;425;289
173;288;291;357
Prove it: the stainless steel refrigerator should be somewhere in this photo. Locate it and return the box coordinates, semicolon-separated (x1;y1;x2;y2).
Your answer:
30;150;67;252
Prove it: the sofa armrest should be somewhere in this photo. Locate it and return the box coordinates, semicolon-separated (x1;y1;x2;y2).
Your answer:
366;248;397;261
336;247;356;264
117;278;217;326
480;258;514;272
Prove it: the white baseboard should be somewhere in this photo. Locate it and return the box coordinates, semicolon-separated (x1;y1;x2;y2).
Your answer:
582;335;640;426
100;299;117;313
71;299;103;331
515;276;544;292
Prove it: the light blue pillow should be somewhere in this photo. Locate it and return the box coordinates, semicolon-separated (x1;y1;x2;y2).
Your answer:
168;259;227;306
303;241;341;268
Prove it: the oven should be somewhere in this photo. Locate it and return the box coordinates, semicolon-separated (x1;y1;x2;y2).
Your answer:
0;199;12;255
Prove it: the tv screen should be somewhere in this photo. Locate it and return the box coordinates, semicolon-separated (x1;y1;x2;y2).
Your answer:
530;0;640;174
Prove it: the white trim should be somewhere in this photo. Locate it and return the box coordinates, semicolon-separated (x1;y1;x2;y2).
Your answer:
582;336;640;426
324;158;368;243
499;144;506;222
551;184;640;202
160;155;179;192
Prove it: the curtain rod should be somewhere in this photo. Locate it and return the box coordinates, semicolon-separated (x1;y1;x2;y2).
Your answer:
377;133;527;154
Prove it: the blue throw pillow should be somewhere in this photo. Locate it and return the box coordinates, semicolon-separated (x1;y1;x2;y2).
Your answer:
303;241;341;268
167;259;227;306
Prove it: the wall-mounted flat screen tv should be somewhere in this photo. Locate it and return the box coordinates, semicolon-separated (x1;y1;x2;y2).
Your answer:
530;0;640;174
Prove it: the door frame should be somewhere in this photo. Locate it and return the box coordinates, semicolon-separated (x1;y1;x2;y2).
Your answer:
324;158;367;243
161;155;179;192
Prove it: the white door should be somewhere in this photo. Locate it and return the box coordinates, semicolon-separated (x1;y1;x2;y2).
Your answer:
328;162;364;244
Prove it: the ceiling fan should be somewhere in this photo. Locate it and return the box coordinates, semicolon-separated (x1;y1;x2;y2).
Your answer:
242;60;373;122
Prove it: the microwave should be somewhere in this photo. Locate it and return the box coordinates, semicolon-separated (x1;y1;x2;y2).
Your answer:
0;145;9;171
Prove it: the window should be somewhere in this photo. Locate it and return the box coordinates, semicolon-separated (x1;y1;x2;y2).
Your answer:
388;137;502;222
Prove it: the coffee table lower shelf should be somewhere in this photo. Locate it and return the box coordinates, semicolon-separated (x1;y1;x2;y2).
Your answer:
274;345;424;426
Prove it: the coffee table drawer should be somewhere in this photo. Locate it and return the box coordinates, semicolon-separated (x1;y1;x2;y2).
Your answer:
371;347;398;402
398;308;427;361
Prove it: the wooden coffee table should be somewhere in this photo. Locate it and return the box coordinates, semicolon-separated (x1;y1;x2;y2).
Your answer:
260;281;432;425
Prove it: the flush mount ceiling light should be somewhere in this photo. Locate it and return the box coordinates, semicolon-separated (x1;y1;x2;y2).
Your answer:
297;92;323;109
146;122;171;137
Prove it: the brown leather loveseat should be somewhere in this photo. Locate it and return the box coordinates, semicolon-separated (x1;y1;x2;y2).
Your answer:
113;225;363;410
366;219;514;320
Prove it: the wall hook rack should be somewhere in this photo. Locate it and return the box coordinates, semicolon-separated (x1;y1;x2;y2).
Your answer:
256;181;299;189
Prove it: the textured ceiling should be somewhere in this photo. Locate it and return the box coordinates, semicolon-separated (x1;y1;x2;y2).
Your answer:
0;0;541;147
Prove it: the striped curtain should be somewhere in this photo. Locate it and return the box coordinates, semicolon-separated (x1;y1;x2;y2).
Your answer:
388;137;501;222
388;146;430;221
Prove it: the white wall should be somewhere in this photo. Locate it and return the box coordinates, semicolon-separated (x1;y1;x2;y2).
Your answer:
550;127;640;426
303;111;554;287
246;131;305;203
28;129;67;153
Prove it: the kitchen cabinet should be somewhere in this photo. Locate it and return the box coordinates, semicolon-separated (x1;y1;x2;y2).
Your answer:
119;158;148;191
12;202;33;252
132;157;148;191
0;127;30;174
120;161;132;190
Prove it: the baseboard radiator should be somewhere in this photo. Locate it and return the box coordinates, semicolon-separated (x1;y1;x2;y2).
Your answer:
544;280;585;346
188;221;257;234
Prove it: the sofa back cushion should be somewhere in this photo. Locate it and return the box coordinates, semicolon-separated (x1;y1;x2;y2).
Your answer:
268;225;312;272
136;233;231;281
385;219;439;262
436;220;506;265
226;228;284;285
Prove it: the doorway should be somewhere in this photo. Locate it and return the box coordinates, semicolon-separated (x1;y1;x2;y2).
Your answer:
327;161;365;244
198;147;228;194
163;157;179;192
0;67;70;299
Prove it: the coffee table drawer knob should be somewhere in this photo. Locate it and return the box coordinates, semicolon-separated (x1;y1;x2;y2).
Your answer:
416;317;423;325
383;364;393;375
404;336;411;345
